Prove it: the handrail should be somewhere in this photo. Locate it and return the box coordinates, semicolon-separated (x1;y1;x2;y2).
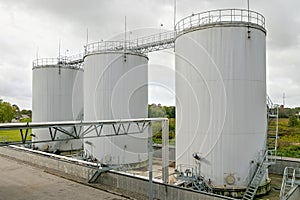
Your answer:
175;8;265;35
85;31;175;55
85;9;265;55
33;55;84;69
85;41;128;54
130;31;175;48
280;167;300;199
0;118;168;130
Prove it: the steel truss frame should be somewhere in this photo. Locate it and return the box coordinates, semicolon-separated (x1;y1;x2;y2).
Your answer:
0;118;169;199
0;118;165;146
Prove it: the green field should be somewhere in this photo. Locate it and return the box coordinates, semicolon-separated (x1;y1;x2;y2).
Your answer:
0;129;32;142
275;118;300;158
152;118;175;145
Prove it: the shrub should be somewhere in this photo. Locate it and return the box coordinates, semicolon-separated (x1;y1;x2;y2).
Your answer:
288;116;298;127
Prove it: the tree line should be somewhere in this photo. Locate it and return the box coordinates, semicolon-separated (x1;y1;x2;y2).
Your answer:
0;99;31;123
279;107;300;118
148;104;176;143
148;103;175;118
278;107;300;127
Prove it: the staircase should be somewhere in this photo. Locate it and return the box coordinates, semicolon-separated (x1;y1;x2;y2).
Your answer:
266;96;279;154
243;96;279;200
243;152;272;200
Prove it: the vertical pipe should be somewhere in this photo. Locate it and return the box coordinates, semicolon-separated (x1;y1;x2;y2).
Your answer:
174;0;176;31
124;16;127;53
275;106;279;152
58;39;61;61
86;28;89;47
162;119;169;183
247;0;251;38
247;0;250;23
148;122;153;200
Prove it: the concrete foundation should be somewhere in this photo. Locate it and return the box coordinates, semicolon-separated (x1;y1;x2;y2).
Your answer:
213;178;271;198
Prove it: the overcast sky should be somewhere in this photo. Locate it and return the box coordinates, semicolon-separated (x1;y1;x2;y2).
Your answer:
0;0;299;109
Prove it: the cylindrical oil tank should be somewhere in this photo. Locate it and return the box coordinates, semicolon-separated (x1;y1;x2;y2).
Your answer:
175;9;267;187
84;42;148;165
32;58;84;152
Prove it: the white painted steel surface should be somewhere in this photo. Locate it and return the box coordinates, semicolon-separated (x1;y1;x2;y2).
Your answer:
32;64;83;151
175;24;267;187
83;52;148;165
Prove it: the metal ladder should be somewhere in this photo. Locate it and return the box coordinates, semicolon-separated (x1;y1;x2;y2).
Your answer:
280;167;300;200
266;95;279;154
243;152;272;200
243;96;279;200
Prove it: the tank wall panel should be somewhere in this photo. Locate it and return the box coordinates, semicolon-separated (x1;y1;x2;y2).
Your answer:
175;26;266;186
83;53;148;164
32;67;83;151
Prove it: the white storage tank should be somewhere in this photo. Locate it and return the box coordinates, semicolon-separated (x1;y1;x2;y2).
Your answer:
84;41;148;165
175;9;267;188
32;57;84;152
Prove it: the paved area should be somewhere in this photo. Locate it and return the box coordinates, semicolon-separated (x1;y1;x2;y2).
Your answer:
127;157;176;183
0;155;127;200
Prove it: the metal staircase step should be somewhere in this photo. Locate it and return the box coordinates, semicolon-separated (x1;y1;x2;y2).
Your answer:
269;115;277;118
268;135;277;138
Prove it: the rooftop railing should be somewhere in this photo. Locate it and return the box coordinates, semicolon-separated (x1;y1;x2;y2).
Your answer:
175;9;265;35
65;9;265;56
33;54;84;69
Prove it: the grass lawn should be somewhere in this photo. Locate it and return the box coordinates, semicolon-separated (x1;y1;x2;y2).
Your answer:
275;118;300;158
0;129;32;142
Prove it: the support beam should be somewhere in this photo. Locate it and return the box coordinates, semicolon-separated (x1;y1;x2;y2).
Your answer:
148;122;153;200
162;119;169;183
0;119;167;148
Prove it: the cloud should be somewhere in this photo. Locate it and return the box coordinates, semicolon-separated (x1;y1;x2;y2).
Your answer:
0;0;299;108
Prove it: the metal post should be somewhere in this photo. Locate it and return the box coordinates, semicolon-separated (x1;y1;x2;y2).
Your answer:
124;16;127;53
247;0;251;38
148;122;153;200
162;119;169;183
174;0;176;31
275;106;279;152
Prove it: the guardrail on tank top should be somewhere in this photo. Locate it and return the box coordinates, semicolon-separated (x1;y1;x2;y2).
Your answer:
33;54;84;68
175;9;265;35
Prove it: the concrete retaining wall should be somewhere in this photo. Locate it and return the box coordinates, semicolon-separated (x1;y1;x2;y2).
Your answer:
0;146;232;200
153;144;175;161
269;157;300;175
